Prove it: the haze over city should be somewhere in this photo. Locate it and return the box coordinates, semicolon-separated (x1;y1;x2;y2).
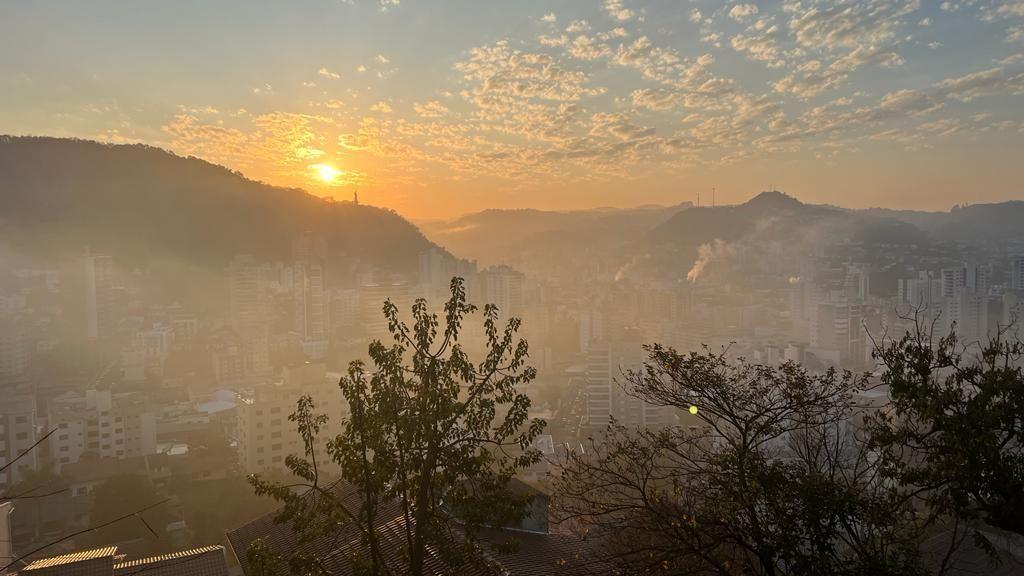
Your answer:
2;2;1024;576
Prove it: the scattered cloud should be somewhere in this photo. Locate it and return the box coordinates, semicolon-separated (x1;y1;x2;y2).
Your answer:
729;4;759;22
604;0;635;21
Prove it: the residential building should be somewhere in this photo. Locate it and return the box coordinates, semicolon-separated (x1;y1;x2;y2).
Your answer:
0;395;38;488
46;390;157;472
235;363;347;474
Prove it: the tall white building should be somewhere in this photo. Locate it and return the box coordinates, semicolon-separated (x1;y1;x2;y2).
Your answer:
46;389;157;472
585;327;673;431
235;363;347;474
0;316;28;379
82;253;114;340
809;301;865;367
898;271;942;311
225;255;273;378
226;255;271;328
1010;255;1024;292
418;248;477;303
292;233;329;348
0;395;38;488
359;282;412;341
937;261;991;341
477;265;525;318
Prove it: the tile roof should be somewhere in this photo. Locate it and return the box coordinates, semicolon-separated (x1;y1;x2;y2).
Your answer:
18;546;228;576
226;481;603;576
22;548;118;571
112;546;228;576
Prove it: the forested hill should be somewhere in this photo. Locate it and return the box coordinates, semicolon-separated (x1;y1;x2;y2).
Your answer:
0;136;438;274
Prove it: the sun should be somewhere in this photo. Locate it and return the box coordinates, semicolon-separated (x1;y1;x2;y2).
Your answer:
311;163;343;184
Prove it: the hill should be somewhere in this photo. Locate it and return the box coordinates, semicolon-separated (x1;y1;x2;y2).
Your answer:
647;190;928;249
417;203;690;274
0;136;439;277
864;202;1024;246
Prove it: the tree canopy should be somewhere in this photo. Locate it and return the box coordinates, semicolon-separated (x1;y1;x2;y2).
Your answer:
250;277;546;576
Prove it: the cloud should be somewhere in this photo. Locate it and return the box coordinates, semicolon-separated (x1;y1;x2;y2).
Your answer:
729;4;760;22
370;101;392;113
541;12;556;23
604;0;635;21
934;66;1024;101
787;0;920;51
731;24;785;67
567;34;612;60
413;100;449;118
318;67;340;79
455;41;605;112
773;44;904;98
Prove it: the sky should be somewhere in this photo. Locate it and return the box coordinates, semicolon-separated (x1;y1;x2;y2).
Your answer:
1;0;1023;219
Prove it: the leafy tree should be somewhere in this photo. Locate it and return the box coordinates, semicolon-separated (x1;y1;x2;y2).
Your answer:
867;320;1024;541
83;474;171;553
250;277;546;576
554;345;930;576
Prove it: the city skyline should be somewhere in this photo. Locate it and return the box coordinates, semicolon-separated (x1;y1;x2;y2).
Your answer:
2;0;1023;218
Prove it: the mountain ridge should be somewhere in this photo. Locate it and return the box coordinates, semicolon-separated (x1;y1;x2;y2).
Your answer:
0;136;443;277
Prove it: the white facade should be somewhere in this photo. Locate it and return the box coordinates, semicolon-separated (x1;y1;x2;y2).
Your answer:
0;395;38;488
46;389;157;472
235;363;348;474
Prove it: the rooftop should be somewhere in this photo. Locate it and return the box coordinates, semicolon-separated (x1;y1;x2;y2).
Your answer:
18;546;227;576
22;547;117;572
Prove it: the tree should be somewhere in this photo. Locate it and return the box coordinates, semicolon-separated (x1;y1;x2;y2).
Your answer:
84;474;172;553
867;320;1024;541
554;345;931;576
250;277;546;576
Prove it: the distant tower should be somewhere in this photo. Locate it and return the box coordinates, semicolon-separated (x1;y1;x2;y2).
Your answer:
354;189;359;205
712;186;716;208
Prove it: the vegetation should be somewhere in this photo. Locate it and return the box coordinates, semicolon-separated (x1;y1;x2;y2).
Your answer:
250;277;546;576
0;136;440;275
553;346;930;576
83;474;172;554
867;321;1024;540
